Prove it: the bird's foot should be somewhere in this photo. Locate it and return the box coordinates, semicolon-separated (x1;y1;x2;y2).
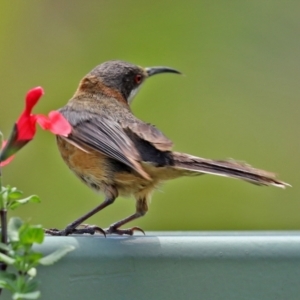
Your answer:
78;224;106;236
44;228;70;236
105;226;145;236
44;224;106;237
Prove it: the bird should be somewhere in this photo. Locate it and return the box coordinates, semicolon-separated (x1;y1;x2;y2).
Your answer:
46;60;289;236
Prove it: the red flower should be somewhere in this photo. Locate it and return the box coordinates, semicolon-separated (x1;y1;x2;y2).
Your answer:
36;111;71;135
16;87;44;141
0;87;71;164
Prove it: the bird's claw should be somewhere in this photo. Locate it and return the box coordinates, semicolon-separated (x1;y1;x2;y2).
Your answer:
105;226;145;236
44;224;106;237
44;228;66;236
79;224;106;237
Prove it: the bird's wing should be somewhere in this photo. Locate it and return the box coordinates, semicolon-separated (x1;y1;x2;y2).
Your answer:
120;118;173;151
60;108;150;179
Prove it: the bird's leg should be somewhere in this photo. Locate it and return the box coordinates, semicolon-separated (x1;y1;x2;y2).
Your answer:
105;197;148;236
45;188;117;236
105;213;145;235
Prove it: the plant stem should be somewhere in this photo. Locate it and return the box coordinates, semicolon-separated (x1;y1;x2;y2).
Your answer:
0;133;7;296
0;131;2;194
0;207;6;294
0;209;7;246
0;132;6;248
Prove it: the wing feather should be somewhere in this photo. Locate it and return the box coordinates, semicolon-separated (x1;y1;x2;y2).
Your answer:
120;118;173;151
60;108;150;179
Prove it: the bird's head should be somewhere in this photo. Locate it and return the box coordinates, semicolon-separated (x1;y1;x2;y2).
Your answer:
78;60;181;104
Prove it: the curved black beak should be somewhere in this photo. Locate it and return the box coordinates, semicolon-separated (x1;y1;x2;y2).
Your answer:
145;66;181;77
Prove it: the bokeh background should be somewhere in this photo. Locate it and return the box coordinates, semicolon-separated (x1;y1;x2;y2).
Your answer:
0;1;299;231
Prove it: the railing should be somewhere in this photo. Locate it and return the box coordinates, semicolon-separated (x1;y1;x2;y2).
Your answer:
4;232;300;300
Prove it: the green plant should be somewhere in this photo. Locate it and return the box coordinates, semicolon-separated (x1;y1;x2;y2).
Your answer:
0;215;74;300
0;87;73;299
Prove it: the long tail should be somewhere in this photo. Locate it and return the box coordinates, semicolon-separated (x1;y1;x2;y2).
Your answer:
172;152;289;188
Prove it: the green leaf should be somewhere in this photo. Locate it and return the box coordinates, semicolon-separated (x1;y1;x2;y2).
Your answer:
0;271;16;281
7;202;22;210
0;271;17;290
0;280;12;290
39;245;75;265
0;252;15;264
24;252;43;266
8;190;23;200
19;224;44;245
8;217;23;242
13;291;41;300
0;242;11;252
0;186;7;195
9;195;40;210
1;190;8;206
24;279;39;293
18;195;40;204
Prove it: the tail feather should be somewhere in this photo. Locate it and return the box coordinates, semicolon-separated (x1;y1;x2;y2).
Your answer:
172;152;290;188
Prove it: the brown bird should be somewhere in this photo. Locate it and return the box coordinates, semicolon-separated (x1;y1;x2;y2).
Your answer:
47;60;289;236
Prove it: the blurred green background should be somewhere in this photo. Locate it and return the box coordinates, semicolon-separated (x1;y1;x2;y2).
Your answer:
0;1;298;231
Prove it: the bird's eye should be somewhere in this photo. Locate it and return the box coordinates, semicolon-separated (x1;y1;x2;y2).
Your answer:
135;74;142;84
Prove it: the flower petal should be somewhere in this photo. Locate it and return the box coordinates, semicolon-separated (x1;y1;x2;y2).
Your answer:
36;111;71;137
24;87;44;114
16;114;36;141
15;86;43;141
48;111;72;136
1;87;71;166
35;114;50;130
